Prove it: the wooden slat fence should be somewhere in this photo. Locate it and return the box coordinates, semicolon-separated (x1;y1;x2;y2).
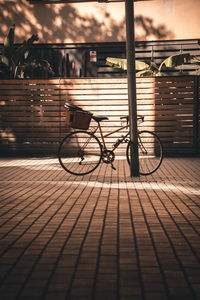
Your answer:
0;76;199;155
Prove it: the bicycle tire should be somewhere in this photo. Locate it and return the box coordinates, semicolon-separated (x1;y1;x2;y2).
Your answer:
126;130;163;175
58;130;102;176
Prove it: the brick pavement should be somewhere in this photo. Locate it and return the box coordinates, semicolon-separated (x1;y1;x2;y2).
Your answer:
0;157;199;300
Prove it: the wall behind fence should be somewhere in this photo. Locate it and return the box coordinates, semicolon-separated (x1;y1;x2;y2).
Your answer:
0;0;199;43
0;76;199;156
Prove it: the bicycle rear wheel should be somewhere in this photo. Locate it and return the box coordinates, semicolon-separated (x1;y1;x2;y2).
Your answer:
127;130;163;175
58;130;102;176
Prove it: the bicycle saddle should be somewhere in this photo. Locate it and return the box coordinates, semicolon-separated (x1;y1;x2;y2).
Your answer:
92;116;109;122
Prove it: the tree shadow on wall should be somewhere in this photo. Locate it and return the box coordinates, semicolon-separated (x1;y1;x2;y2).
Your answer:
0;1;174;43
135;15;174;41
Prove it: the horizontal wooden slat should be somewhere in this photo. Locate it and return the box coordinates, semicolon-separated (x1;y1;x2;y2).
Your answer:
0;76;199;155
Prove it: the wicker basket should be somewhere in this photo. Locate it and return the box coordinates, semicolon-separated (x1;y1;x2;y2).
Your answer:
66;109;92;130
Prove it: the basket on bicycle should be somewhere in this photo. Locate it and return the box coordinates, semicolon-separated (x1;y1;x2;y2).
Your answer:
65;104;93;130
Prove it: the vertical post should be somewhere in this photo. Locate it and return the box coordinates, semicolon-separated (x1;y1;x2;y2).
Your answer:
59;78;62;141
125;0;139;176
194;76;199;154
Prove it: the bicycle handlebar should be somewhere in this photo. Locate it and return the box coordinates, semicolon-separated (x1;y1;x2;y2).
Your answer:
120;115;144;123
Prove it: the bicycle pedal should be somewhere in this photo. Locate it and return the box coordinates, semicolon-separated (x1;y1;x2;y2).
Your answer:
111;164;116;170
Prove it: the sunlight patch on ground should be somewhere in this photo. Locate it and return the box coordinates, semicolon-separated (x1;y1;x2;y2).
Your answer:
69;181;200;195
0;157;127;169
0;180;199;196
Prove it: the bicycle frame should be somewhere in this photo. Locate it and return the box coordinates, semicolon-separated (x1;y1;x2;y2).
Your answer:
90;121;130;152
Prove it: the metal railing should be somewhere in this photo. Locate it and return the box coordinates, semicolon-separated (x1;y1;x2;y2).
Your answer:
0;39;199;78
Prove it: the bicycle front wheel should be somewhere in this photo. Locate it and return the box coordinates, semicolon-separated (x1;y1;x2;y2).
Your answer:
58;131;102;176
127;130;163;175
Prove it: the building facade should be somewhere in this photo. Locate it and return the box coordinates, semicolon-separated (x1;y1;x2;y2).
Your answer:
0;0;199;44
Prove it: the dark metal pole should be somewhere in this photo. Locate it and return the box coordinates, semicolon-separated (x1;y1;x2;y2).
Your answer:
194;76;199;155
125;0;139;176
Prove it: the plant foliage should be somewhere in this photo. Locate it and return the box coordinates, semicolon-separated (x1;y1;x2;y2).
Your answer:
0;25;54;79
106;53;200;77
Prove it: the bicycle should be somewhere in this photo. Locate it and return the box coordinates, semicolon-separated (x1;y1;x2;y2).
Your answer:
58;104;163;176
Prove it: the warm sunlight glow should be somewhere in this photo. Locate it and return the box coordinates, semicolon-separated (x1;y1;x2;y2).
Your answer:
54;16;62;28
0;129;16;143
0;157;199;196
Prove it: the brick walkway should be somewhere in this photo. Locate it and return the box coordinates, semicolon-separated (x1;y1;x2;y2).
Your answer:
0;157;200;300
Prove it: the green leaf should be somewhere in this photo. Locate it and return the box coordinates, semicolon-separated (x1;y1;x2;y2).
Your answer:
159;53;192;71
191;56;200;72
106;57;127;70
3;24;15;66
136;70;153;77
135;60;150;71
1;55;10;67
149;61;159;72
106;57;150;71
14;34;39;66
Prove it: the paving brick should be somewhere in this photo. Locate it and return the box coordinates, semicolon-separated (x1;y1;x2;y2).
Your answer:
0;157;200;299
